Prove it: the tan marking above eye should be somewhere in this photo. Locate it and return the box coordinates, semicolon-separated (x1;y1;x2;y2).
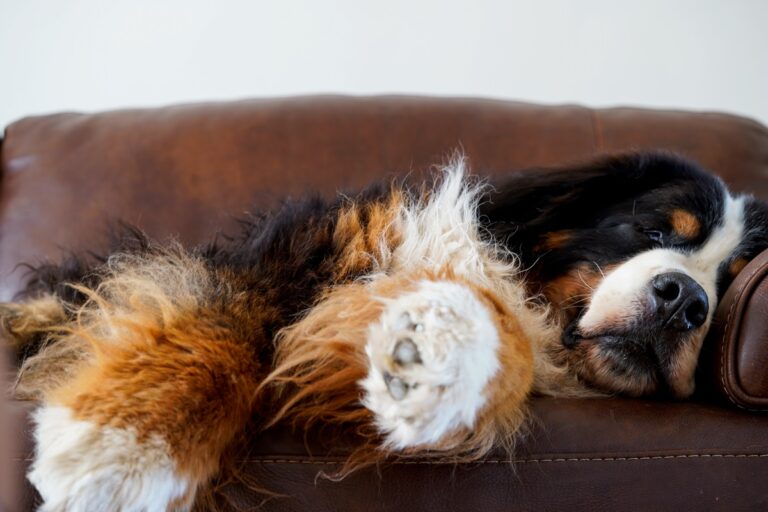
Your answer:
669;209;701;239
729;257;749;277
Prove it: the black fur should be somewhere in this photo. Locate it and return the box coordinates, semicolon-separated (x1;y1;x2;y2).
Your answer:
481;152;727;286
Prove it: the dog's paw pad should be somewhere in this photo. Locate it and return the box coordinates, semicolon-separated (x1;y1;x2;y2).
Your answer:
361;280;501;449
392;337;421;367
383;371;409;400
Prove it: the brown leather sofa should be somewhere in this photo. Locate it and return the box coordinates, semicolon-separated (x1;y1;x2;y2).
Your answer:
2;96;767;511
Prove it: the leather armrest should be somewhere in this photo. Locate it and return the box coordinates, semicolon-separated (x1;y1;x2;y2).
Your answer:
702;248;768;410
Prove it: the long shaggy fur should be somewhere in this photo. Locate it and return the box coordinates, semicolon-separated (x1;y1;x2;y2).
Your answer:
262;160;556;474
6;151;768;510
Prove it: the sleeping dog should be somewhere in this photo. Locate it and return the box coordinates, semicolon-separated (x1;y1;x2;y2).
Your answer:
5;151;768;510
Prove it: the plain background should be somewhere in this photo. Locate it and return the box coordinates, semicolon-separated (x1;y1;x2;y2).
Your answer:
1;0;767;128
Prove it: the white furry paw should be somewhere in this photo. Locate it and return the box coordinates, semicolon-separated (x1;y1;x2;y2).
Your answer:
361;280;501;450
29;406;192;512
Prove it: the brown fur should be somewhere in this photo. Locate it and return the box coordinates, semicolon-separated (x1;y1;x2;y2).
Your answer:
15;250;267;498
262;277;390;475
263;268;534;476
332;191;403;280
729;257;749;277
464;286;533;455
50;306;261;484
666;334;700;398
670;209;701;239
541;264;614;323
534;230;572;252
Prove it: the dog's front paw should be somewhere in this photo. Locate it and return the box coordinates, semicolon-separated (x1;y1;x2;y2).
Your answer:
361;280;502;450
29;405;193;512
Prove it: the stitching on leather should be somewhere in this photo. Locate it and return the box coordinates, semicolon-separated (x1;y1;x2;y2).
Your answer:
14;453;768;464
245;453;768;465
720;258;768;411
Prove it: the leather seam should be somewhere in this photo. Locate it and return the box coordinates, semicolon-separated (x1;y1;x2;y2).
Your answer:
720;258;768;411
243;453;768;465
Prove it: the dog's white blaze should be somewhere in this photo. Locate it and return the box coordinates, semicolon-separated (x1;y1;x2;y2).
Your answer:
581;192;745;335
362;280;501;449
691;193;746;279
30;405;191;512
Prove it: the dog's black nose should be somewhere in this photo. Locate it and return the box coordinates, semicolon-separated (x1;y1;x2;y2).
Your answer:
650;272;709;332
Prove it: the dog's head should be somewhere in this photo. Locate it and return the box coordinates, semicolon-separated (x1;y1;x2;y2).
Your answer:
484;152;768;398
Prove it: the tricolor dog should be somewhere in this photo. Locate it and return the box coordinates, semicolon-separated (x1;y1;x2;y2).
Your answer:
5;152;768;510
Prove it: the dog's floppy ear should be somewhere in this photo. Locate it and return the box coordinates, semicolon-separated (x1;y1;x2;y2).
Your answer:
742;196;768;254
480;151;710;252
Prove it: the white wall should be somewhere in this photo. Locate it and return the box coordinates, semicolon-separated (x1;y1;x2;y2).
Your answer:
1;0;767;128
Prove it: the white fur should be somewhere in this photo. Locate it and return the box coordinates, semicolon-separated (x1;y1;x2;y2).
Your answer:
29;405;191;512
360;160;572;446
361;280;500;449
390;158;510;282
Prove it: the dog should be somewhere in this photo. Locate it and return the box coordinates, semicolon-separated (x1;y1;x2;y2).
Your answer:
4;151;768;510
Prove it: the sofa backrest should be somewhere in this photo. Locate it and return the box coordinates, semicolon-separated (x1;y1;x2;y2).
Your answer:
2;96;767;301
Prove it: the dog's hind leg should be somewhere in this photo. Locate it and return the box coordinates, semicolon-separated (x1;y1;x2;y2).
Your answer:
30;319;260;511
26;253;263;512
